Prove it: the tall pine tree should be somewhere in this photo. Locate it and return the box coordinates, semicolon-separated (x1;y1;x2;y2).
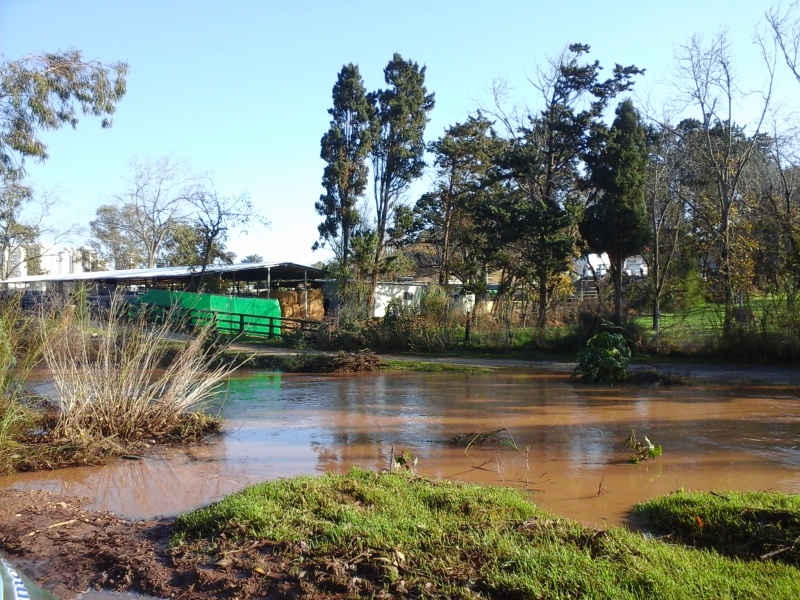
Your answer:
316;64;374;279
582;99;650;323
367;54;435;314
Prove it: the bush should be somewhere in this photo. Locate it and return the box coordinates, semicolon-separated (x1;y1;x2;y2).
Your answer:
573;332;631;384
313;316;374;351
42;293;238;444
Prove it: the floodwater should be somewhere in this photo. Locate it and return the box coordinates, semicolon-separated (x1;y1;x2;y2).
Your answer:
2;370;799;529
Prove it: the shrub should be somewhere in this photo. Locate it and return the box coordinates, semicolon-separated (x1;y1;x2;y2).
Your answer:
573;332;631;383
0;296;44;465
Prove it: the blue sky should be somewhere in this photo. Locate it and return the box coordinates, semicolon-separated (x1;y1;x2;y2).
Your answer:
1;0;789;266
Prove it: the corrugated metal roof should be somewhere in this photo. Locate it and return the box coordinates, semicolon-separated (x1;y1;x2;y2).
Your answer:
0;262;326;286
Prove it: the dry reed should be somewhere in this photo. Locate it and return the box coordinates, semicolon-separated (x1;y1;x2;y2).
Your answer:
41;293;245;444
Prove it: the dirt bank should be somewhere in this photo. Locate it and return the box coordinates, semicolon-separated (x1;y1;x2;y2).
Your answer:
247;343;800;386
0;489;326;600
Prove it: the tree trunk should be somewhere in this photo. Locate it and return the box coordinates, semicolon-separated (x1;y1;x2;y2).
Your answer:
536;270;548;330
613;255;624;325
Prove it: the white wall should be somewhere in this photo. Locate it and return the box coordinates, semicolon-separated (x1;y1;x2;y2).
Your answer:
373;282;427;318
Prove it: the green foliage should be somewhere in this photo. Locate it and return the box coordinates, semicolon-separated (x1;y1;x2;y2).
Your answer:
582;99;650;323
315;63;374;271
0;297;45;471
414;114;504;287
484;45;643;330
624;430;663;463
0;296;39;405
0;184;43;279
367;54;435;307
633;491;800;565
175;469;800;599
314;314;374;351
0;49;128;183
162;222;235;268
573;332;631;383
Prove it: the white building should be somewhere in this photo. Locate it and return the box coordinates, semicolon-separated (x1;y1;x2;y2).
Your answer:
373;281;428;318
572;253;610;279
571;253;648;280
0;246;27;279
1;246;103;285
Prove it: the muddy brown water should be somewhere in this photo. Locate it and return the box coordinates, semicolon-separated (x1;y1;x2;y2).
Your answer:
2;370;799;531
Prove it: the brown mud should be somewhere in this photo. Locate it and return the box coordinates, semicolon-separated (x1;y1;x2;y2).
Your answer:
0;489;341;600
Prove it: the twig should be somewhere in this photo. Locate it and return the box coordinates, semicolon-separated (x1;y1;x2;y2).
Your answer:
495;456;504;481
47;519;77;529
444;459;496;478
595;476;610;497
760;546;791;559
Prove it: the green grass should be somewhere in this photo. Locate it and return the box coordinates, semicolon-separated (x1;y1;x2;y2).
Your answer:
175;469;800;599
632;490;800;565
383;359;493;373
633;302;723;341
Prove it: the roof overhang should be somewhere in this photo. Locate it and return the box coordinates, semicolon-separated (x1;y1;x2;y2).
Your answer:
0;262;326;287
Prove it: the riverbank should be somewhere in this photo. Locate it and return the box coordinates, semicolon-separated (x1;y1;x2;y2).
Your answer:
3;345;799;598
232;340;800;386
2;471;799;600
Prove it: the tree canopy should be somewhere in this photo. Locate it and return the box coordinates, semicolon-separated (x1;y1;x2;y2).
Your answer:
0;49;128;185
315;63;374;275
582;99;650;323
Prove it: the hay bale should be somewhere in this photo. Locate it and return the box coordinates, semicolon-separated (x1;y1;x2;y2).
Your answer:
261;289;325;320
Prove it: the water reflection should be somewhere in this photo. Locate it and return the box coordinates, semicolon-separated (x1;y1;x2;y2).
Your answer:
2;370;799;527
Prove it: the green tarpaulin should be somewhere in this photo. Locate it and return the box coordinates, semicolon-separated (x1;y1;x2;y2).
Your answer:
137;290;281;336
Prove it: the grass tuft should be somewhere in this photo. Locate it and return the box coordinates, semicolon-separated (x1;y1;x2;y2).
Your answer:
631;490;800;564
174;469;800;599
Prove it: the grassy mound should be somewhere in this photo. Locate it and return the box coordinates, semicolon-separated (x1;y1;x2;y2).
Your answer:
175;469;800;599
631;490;800;564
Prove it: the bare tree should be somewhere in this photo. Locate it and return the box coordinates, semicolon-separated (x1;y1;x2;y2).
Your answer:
672;31;775;331
750;117;800;306
767;2;800;84
184;180;268;289
90;156;193;268
642;120;691;333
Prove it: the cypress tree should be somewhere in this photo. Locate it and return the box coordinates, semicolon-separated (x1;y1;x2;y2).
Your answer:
582;99;651;323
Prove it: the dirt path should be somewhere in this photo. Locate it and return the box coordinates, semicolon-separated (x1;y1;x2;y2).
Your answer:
236;342;800;386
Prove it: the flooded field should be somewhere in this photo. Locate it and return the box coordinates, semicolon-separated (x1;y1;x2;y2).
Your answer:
2;370;799;527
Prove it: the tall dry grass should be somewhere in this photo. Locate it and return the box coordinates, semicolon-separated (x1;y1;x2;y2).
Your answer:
0;295;43;452
41;294;244;445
